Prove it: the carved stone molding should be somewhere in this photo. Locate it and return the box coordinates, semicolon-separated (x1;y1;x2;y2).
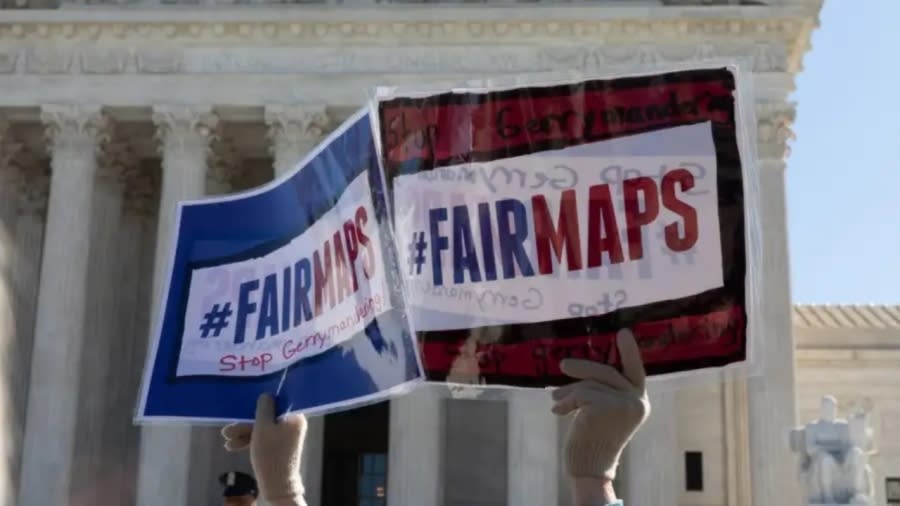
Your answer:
151;105;219;156
265;104;329;175
756;101;796;159
265;104;329;142
1;41;794;77
40;104;110;159
0;16;817;48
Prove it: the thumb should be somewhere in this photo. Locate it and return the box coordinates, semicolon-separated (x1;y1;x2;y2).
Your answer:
255;393;276;427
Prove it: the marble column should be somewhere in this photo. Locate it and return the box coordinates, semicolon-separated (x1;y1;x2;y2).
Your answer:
70;142;136;505
136;106;218;506
508;389;559;506
110;158;158;504
265;104;329;176
189;138;253;506
265;104;329;506
0;120;24;506
18;105;109;506
747;158;801;506
622;390;680;506
122;164;159;506
387;385;444;506
724;379;752;506
9;158;49;505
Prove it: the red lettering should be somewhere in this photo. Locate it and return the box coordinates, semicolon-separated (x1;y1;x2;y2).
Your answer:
586;184;624;267
355;206;376;279
219;355;237;372
258;353;273;371
622;176;660;260
343;221;360;291
312;240;334;316
532;190;582;275
661;168;699;252
282;339;298;360
332;230;352;303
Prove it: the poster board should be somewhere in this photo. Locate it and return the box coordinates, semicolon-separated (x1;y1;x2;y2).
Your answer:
136;109;423;423
371;63;762;387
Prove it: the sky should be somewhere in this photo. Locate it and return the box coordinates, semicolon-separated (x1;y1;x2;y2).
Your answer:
787;0;898;304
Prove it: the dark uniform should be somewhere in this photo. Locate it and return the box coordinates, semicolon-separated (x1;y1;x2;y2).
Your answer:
218;471;259;505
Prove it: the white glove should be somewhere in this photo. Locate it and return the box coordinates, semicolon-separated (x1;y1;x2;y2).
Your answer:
222;394;307;506
552;329;650;480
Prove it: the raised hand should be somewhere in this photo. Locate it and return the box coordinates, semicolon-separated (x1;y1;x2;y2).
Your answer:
221;394;307;506
553;329;650;481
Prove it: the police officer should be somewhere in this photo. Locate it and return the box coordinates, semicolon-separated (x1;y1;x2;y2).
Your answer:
218;470;259;506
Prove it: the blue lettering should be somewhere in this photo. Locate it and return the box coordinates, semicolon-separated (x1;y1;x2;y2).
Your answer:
281;266;291;332
430;207;449;286
257;273;279;340
235;279;259;344
495;199;535;280
478;202;498;281
452;205;482;284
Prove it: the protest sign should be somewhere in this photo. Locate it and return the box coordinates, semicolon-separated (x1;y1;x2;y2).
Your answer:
136;109;423;423
372;65;760;386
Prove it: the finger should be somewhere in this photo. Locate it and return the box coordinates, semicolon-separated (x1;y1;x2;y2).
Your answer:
560;359;634;392
221;423;252;440
277;413;308;433
617;329;646;391
551;383;578;401
255;393;276;427
552;378;625;401
551;384;622;415
224;439;250;452
552;390;579;415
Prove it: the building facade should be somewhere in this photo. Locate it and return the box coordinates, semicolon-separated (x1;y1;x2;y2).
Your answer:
0;1;826;505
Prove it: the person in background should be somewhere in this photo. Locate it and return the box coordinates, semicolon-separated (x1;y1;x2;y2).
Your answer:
218;470;259;506
222;329;650;506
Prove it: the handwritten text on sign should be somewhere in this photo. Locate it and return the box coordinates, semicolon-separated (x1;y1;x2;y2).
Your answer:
392;122;723;330
176;172;392;377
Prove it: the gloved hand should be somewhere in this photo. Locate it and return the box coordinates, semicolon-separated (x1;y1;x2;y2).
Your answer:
553;329;650;481
221;394;307;506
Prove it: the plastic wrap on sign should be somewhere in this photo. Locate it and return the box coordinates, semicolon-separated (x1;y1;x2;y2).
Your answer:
370;63;762;388
136;109;424;424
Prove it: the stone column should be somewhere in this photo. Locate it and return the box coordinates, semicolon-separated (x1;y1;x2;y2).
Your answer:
508;389;558;506
0;119;24;506
71;142;137;505
724;380;751;506
10;159;49;505
121;163;159;506
388;385;444;506
265;104;329;176
746;105;801;506
189;138;253;505
622;390;680;505
18;105;109;506
136;106;218;506
264;104;329;506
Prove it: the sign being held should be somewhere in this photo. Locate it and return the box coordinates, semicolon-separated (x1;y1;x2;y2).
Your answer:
137;110;423;423
373;66;759;385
